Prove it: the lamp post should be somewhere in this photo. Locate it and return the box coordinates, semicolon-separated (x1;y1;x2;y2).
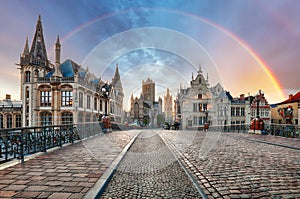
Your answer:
101;84;111;116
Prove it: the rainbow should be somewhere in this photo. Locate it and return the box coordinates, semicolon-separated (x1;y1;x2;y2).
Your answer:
61;7;285;100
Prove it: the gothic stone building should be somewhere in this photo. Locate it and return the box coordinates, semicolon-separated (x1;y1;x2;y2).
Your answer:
18;16;123;127
130;78;162;127
164;88;173;124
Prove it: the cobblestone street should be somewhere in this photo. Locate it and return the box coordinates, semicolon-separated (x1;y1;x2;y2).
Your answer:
161;130;300;198
101;130;202;198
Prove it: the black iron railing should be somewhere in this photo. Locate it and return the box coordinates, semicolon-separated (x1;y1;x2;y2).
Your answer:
0;124;78;164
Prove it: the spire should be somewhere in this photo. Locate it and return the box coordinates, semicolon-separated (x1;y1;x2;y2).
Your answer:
22;37;30;56
20;37;31;65
112;63;122;88
55;35;61;65
198;64;202;74
192;72;194;80
29;15;48;66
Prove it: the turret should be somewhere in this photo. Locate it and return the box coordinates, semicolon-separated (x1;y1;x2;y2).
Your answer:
20;37;30;65
55;35;61;66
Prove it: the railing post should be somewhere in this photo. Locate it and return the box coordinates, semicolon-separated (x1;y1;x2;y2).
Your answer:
4;133;8;161
58;127;62;147
20;129;24;164
42;127;47;152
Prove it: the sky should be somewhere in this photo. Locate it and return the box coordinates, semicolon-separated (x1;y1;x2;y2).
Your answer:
0;0;299;110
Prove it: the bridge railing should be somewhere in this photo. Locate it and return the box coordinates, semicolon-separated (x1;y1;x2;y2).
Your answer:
0;124;79;164
269;123;300;138
203;123;299;138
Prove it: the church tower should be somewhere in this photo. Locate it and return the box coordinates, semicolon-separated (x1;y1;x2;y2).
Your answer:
19;15;50;127
142;78;155;103
164;88;173;123
111;63;124;123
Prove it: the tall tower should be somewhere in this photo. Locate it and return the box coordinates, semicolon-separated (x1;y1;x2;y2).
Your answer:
164;88;173;123
111;63;124;123
142;78;155;103
19;15;49;127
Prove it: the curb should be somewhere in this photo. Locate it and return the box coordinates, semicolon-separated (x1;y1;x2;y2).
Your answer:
84;130;142;199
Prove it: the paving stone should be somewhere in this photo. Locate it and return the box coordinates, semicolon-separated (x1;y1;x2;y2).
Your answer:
0;190;17;197
48;192;72;199
0;130;139;198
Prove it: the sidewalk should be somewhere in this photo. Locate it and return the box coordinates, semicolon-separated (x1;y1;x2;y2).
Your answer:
0;130;139;199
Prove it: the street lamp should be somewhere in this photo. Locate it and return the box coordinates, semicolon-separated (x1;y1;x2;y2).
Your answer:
101;84;111;115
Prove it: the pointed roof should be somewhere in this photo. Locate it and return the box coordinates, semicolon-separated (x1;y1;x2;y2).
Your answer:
22;37;30;56
112;63;122;88
29;15;48;64
56;35;60;44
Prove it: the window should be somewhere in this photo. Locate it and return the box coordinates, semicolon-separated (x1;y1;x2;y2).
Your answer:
94;97;97;110
231;107;235;116
241;108;245;116
198;94;202;99
6;114;12;128
25;71;31;83
100;100;103;111
62;91;73;107
198;103;202;112
198;117;203;125
79;92;83;108
41;112;52;126
236;107;240;116
62;112;73;124
203;104;207;111
26;87;29;99
87;95;91;109
188;120;192;127
15;114;22;128
40;91;52;106
0;114;3;128
26;105;29;113
193;103;197;112
193;116;197;125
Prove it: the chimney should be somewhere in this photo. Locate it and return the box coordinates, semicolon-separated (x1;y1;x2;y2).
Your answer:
240;94;245;100
289;94;293;100
5;94;11;101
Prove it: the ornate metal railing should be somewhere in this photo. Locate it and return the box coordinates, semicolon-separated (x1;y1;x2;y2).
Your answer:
269;123;300;138
0;124;79;164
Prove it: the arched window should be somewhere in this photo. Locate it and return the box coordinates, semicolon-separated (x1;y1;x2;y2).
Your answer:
40;112;52;126
25;71;31;83
26;87;29;99
6;114;12;128
0;114;3;128
15;114;22;128
62;112;73;125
